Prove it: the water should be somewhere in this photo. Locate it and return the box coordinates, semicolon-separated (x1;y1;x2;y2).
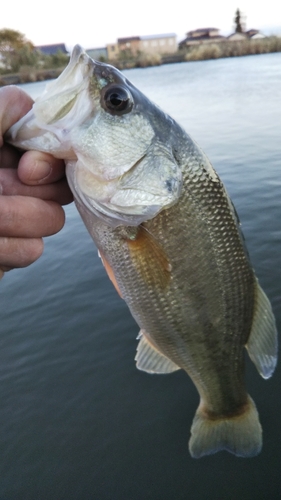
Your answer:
1;53;281;499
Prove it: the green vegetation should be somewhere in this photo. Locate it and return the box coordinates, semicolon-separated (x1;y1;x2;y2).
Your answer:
183;37;281;62
0;28;281;85
111;37;281;69
113;48;161;69
0;28;36;73
0;28;31;51
0;28;69;85
234;8;244;33
40;50;70;70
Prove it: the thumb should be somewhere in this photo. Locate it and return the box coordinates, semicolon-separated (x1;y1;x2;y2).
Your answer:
0;86;34;145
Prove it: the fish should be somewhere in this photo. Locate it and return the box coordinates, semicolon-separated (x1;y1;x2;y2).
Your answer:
6;45;278;458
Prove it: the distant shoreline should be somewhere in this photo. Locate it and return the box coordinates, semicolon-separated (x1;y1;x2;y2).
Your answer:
1;37;280;87
0;67;64;86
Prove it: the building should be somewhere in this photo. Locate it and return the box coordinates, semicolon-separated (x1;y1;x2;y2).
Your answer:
86;47;108;61
227;30;266;41
179;28;226;48
35;43;68;55
107;33;177;60
246;30;266;39
227;32;248;42
107;43;119;60
117;36;141;55
179;27;266;48
139;34;177;55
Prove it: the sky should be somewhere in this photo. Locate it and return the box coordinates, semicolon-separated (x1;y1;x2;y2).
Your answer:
1;0;281;51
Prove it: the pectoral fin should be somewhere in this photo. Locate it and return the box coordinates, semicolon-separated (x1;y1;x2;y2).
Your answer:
135;331;180;374
246;280;278;379
127;225;172;289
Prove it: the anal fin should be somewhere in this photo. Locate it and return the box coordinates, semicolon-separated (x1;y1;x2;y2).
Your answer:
246;280;278;379
135;331;180;374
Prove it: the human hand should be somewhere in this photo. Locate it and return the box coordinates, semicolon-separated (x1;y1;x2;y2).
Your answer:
0;86;73;278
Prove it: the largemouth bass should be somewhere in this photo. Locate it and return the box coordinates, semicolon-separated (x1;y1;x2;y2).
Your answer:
6;45;278;458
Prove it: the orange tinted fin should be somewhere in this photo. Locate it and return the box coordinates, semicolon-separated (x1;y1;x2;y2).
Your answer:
99;250;123;298
126;225;171;289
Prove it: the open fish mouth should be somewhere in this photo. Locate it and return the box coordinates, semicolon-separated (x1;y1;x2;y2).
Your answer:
6;45;183;226
6;45;95;158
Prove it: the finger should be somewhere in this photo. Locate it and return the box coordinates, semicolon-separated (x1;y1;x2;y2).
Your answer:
0;195;65;238
0;86;34;142
0;237;44;268
0;144;21;169
0;169;73;205
18;150;67;185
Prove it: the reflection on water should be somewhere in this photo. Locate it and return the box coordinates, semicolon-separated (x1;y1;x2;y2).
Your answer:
0;53;281;499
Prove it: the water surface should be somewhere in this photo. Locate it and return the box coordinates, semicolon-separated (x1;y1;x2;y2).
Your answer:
1;53;281;499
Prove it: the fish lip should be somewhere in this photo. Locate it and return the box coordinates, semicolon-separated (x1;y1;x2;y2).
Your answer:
38;44;94;103
71;44;86;62
5;45;96;150
57;44;94;83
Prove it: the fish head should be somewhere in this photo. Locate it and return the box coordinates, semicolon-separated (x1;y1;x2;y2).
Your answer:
7;45;182;226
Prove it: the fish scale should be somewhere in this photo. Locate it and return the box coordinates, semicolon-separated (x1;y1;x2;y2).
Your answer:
85;146;253;409
6;44;277;458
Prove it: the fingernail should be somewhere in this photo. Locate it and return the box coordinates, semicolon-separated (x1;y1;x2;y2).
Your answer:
30;160;52;182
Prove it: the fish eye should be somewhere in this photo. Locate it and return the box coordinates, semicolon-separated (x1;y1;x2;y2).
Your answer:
102;85;133;115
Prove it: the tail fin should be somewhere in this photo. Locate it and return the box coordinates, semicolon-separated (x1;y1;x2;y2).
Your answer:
189;396;262;458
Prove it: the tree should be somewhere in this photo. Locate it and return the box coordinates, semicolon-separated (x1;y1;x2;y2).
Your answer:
234;8;243;33
0;28;35;72
0;28;33;52
38;50;69;70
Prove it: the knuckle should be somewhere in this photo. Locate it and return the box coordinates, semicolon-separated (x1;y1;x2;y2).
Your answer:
0;237;44;268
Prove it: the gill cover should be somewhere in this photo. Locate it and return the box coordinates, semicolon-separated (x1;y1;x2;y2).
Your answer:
7;45;182;226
